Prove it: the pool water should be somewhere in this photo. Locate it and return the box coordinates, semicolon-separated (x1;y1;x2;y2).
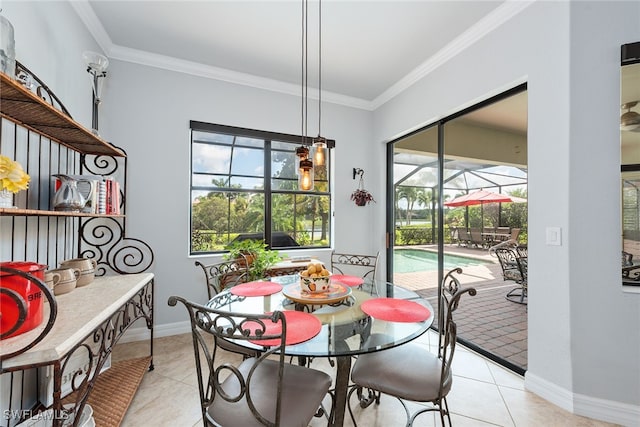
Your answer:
394;249;490;273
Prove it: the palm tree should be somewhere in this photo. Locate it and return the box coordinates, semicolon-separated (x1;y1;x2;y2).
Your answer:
397;186;420;225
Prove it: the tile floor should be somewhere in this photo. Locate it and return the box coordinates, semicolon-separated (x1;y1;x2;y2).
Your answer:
113;332;617;427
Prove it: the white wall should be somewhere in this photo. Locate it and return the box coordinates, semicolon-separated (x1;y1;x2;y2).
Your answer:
4;0;639;424
99;60;374;326
373;1;640;424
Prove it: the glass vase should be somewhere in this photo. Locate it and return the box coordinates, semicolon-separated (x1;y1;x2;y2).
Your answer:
0;14;16;77
0;189;16;208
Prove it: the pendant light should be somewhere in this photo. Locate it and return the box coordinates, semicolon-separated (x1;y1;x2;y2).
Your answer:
312;0;327;167
296;145;314;191
297;0;314;191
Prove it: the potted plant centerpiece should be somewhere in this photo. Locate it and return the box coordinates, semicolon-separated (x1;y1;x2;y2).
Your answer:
224;238;282;281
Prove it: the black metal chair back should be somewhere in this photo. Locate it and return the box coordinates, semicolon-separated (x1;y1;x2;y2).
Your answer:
436;268;477;417
195;258;249;300
331;251;379;293
347;268;476;427
168;296;331;427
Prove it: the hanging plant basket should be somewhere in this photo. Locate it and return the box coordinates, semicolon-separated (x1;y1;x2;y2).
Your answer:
351;171;375;206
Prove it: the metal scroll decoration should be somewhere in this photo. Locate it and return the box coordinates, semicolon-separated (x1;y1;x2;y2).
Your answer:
79;217;154;276
15;61;72;117
79;150;154;276
50;280;153;424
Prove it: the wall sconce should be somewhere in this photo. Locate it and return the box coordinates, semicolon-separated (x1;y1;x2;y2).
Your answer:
82;51;109;133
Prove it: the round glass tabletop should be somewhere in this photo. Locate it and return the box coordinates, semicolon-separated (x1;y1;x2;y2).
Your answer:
206;275;434;358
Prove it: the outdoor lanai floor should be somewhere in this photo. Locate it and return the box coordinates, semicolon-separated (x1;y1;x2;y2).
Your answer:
393;244;528;373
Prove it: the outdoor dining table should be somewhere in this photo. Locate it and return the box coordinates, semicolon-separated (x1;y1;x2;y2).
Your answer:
206;274;434;427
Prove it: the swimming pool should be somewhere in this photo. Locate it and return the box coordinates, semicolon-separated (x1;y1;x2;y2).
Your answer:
394;248;490;273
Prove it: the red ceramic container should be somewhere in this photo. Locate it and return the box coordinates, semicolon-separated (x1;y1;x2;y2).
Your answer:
0;261;47;339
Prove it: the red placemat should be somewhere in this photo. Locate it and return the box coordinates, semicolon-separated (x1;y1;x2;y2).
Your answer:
360;298;431;323
230;281;283;297
246;311;322;346
331;274;364;287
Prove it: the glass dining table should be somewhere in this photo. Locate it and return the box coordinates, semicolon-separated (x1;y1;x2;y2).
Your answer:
206;274;435;427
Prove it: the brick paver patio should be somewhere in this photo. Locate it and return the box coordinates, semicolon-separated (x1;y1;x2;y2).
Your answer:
394;245;528;374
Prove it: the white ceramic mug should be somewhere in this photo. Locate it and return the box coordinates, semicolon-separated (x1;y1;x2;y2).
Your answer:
59;258;97;287
47;267;80;295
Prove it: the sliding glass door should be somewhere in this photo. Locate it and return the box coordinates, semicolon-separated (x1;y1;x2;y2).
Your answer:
387;84;529;373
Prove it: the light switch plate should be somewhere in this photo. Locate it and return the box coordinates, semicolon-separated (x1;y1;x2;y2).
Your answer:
546;226;562;246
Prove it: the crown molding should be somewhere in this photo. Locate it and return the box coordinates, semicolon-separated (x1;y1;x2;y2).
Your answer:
108;44;371;110
370;0;536;110
69;0;114;56
71;0;533;112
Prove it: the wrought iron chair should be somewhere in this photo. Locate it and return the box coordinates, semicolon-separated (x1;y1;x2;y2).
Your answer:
195;258;249;300
168;296;332;427
494;247;527;304
195;259;259;359
330;251;379;294
346;268;476;427
515;244;528;259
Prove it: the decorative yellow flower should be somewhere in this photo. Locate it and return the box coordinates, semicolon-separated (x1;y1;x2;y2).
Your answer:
0;155;30;193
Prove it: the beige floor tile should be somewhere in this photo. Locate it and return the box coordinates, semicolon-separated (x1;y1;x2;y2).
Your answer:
499;387;619;427
488;361;525;390
452;348;495;383
446;375;514;426
114;334;618;427
121;369;201;427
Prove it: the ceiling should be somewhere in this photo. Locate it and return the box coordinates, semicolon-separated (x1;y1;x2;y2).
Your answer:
76;0;526;110
74;1;633;138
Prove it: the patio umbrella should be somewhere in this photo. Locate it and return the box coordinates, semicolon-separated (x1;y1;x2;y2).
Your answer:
444;190;526;207
445;190;527;229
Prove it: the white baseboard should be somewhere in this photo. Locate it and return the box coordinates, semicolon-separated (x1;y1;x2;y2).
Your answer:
526;372;640;426
118;321;190;344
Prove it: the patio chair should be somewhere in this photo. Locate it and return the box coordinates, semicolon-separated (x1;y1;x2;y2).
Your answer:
621;251;640;282
494;247;527;304
331;251;379;294
456;228;471;247
168;296;332;427
510;227;521;243
488;239;518;256
469;228;485;248
347;268;476;427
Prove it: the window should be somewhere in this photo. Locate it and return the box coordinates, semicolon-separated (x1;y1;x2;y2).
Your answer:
190;121;332;254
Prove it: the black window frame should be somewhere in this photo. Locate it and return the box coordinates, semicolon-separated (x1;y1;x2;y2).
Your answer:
190;120;334;254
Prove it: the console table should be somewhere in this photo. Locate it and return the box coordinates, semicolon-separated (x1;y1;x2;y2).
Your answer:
0;273;154;426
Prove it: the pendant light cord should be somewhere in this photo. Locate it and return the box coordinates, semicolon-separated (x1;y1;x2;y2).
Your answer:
301;0;307;145
318;0;322;136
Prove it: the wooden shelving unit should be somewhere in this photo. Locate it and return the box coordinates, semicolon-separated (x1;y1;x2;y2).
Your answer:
1;66;154;426
0;207;125;217
0;72;125;157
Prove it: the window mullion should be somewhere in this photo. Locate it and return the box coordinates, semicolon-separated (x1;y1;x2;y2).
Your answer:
264;140;272;248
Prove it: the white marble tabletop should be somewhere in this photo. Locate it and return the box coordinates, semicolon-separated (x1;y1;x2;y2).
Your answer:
1;273;153;370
